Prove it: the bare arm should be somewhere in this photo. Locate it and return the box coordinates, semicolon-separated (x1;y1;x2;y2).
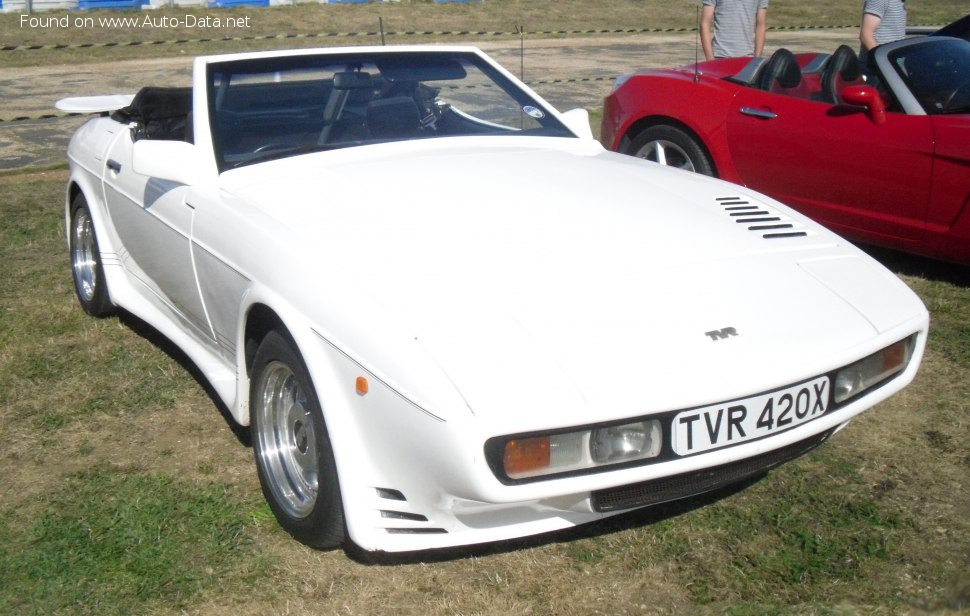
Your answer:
701;5;716;61
860;13;882;50
754;7;768;57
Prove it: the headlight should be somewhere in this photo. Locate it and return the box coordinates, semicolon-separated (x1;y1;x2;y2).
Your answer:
501;419;662;480
833;335;917;404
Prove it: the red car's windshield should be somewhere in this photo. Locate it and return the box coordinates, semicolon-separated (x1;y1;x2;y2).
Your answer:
888;38;970;115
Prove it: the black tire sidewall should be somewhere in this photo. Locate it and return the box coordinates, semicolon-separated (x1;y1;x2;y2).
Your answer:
251;330;345;549
628;125;715;177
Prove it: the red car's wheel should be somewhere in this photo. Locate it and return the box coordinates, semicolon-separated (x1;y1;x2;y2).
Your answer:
628;125;714;177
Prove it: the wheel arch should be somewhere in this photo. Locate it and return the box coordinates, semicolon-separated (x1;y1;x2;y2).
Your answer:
65;177;110;247
243;302;287;379
237;298;392;549
237;299;357;435
620;115;720;178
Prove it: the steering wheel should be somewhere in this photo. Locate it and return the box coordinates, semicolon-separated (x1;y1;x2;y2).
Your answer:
251;142;294;156
942;80;970;112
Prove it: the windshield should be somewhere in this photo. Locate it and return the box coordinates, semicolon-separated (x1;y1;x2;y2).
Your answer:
207;50;574;170
888;38;970;115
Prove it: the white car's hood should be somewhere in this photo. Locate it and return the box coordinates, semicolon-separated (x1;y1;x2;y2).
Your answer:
221;138;925;432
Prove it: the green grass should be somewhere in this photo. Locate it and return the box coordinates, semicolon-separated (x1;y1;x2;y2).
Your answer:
0;468;262;616
613;448;912;610
0;175;184;431
0;175;269;615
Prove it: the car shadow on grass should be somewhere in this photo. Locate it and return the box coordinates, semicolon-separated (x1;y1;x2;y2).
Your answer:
860;244;970;287
117;309;252;448
346;475;765;565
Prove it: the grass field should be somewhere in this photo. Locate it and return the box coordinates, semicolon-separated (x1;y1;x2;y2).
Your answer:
1;0;969;614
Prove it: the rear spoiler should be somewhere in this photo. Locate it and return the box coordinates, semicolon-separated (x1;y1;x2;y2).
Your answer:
55;94;136;114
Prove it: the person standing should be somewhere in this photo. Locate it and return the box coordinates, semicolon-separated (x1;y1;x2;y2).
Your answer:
700;0;769;61
859;0;907;64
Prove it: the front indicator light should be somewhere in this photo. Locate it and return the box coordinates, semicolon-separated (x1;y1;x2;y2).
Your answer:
501;420;662;480
504;432;584;480
504;437;550;478
834;335;916;404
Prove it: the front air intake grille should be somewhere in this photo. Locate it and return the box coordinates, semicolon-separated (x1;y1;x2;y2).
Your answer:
715;196;809;239
592;429;833;512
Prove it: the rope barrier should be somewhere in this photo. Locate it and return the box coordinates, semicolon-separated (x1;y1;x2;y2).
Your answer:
1;24;863;53
1;112;76;123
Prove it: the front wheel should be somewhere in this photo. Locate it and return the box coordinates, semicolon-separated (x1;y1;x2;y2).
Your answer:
69;193;113;318
251;330;345;549
627;125;715;176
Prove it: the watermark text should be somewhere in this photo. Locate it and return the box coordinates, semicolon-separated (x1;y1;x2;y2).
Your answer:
20;14;252;30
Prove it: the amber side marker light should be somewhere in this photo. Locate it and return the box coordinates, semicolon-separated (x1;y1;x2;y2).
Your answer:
356;376;369;396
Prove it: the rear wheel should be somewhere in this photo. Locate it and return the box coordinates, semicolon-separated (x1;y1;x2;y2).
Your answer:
251;330;345;549
628;125;714;176
69;193;113;318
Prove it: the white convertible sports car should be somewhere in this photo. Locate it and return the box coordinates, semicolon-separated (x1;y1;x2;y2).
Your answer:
60;45;928;554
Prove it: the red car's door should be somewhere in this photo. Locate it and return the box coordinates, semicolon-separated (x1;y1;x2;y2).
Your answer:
725;89;934;243
916;114;970;263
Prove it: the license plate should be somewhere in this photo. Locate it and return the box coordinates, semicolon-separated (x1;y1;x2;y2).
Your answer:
672;376;830;456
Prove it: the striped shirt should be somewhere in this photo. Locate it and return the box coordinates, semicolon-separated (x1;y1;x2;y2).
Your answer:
703;0;769;58
864;0;907;45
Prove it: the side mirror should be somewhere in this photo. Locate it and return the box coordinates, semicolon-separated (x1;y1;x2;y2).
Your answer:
841;85;887;125
132;140;209;185
561;108;595;140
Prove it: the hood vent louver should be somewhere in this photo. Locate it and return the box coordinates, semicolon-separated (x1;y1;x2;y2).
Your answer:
715;196;809;239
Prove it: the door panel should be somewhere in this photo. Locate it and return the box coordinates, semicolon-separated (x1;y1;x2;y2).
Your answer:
727;90;934;242
928;116;970;229
103;132;212;338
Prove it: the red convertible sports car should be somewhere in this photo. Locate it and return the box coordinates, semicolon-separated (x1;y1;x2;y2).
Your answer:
602;35;970;265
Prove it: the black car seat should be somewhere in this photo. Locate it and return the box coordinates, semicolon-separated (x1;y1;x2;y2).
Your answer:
756;48;802;94
113;87;193;142
821;45;865;105
367;96;422;139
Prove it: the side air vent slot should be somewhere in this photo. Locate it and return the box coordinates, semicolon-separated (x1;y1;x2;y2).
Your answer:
372;487;448;535
375;487;406;501
380;510;429;522
386;528;448;535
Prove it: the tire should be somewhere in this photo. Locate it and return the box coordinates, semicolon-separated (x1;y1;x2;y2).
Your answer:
69;193;114;318
627;125;715;176
251;330;345;549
